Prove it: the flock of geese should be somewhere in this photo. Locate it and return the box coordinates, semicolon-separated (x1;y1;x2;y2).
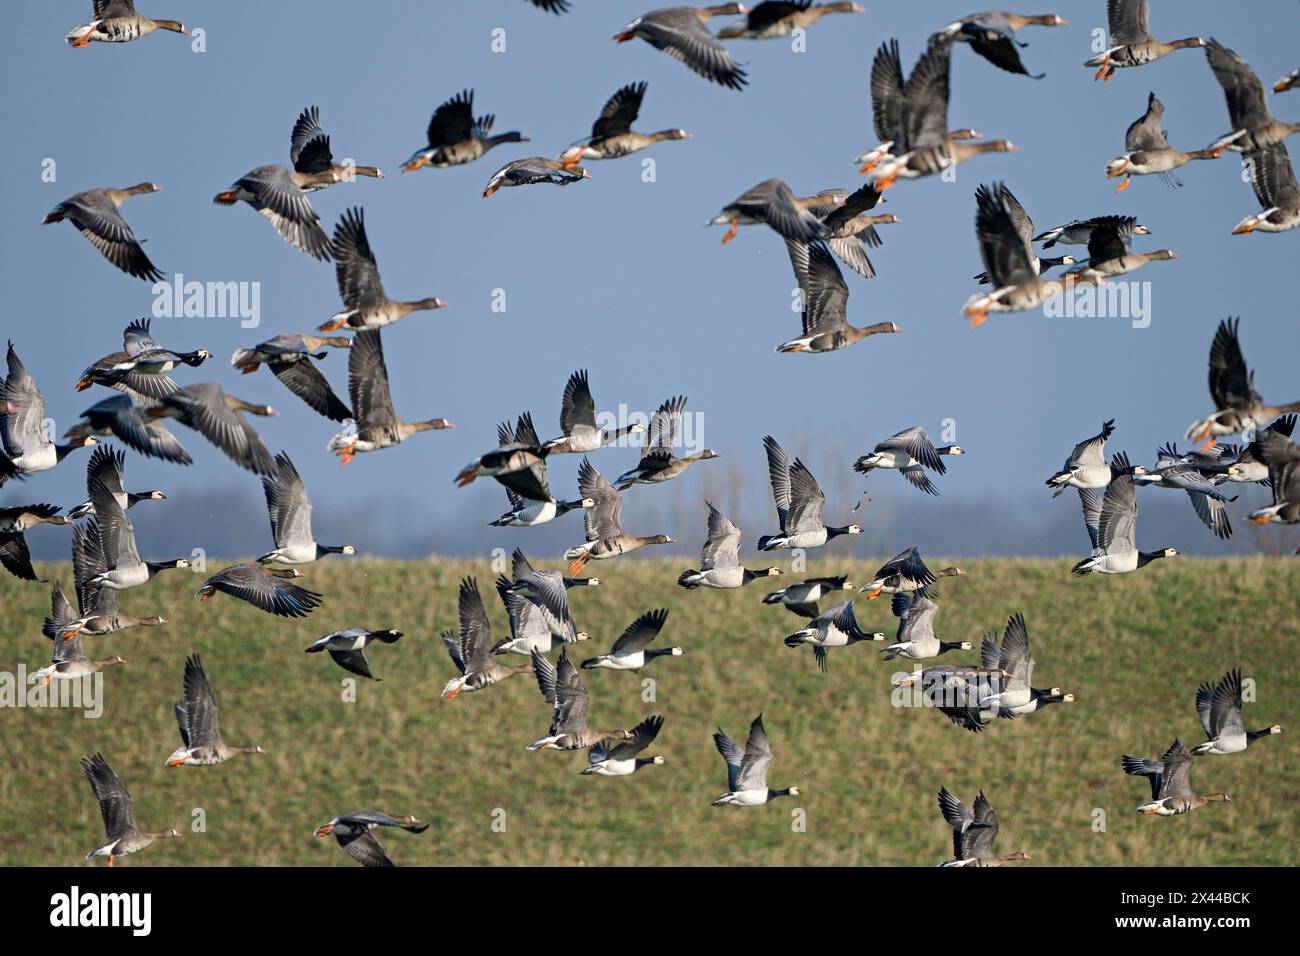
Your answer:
2;0;1293;866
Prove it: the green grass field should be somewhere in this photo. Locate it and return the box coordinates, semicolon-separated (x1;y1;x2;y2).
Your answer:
2;556;1296;866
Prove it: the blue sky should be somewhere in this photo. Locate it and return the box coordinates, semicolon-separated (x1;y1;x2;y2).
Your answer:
3;0;1297;560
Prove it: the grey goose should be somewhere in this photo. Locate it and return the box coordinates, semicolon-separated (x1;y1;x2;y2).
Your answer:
81;753;179;867
314;811;427;867
936;788;1029;866
166;654;266;766
442;577;534;699
1123;739;1231;816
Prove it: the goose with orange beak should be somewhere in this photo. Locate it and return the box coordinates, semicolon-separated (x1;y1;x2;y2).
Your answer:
314;811;427;867
859;547;963;601
402;89;527;173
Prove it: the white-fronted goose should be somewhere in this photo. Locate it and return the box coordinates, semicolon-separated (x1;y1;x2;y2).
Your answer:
77;319;209;398
67;2;187;46
1233;142;1300;235
1132;445;1238;539
318;208;447;332
582;715;666;776
783;600;884;673
559;82;691;169
615;6;749;91
258;452;354;565
717;2;863;40
1123;740;1231;815
314;811;427;867
881;591;971;662
677;502;780;589
971;184;1076;283
582;608;682;670
456;413;547;487
854;426;964;496
1248;424;1300;525
307;627;402;680
932;12;1066;78
84;475;189;590
43;183;163;280
762;575;854;618
530;0;571;12
1085;0;1205;81
1;344;97;488
708;179;830;245
777;240;901;353
81;753;178;866
1107;93;1234;192
68;447;164;522
231;333;352;422
860;547;963;600
936;788;1029;866
1073;455;1178;575
564;458;673;574
166;654;266;766
1066;213;1176;279
818;184;901;279
1206;41;1300;157
196;564;321;618
441;577;534;699
58;520;168;641
1186;319;1300;447
1033;214;1150;248
402;90;528;172
616;395;719;488
212;166;332;260
63;394;189;466
527;648;633;751
544;369;646;454
328;329;452;464
0;504;70;582
964;182;1087;327
712;714;800;806
869;39;1018;191
289;106;383;190
1194;669;1282;755
1277;69;1300;93
483;157;591;197
145;383;277;475
34;583;126;688
757;436;860;550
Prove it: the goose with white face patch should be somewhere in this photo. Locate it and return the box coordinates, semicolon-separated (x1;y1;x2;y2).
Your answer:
1193;669;1283;755
582;715;666;777
854;426;964;497
712;713;800;807
677;502;780;590
783;600;884;673
582;608;681;671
